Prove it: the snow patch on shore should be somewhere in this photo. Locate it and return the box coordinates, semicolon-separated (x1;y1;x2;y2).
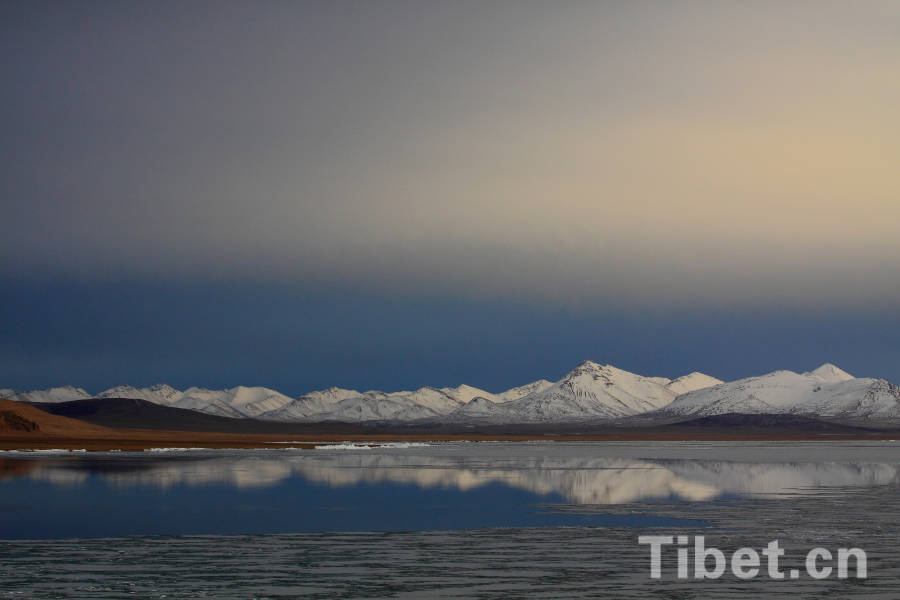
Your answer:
314;442;432;450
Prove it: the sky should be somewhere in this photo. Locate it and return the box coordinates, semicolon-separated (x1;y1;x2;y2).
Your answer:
2;1;899;395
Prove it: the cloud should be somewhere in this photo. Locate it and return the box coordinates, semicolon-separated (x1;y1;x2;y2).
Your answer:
3;1;898;308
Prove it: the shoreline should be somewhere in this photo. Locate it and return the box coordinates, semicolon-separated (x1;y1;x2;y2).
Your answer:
3;429;899;451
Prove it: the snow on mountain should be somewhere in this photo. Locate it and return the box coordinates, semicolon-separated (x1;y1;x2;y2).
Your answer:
396;387;463;413
9;361;885;425
796;378;900;419
657;364;900;421
804;363;855;383
260;379;558;422
11;382;292;419
224;386;295;417
299;390;445;423
496;379;554;402
145;384;183;404
174;386;293;418
96;385;144;401
439;384;499;404
666;372;725;395
294;387;463;423
261;387;362;421
659;369;820;417
267;378;582;423
263;381;544;423
438;380;555;405
489;361;681;422
96;384;183;405
170;389;250;419
10;386;92;404
4;360;718;424
447;396;512;420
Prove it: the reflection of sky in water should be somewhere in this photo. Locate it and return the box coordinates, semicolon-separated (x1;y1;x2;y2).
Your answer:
2;442;899;539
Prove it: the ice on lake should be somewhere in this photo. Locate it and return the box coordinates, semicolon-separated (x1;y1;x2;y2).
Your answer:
2;441;899;598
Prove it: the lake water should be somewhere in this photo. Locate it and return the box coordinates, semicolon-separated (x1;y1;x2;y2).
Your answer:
2;441;900;598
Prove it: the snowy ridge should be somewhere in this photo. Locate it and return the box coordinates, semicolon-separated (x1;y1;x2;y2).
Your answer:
0;364;724;423
262;387;362;420
257;379;557;423
174;387;294;418
657;363;900;421
7;361;892;425
449;397;511;420
279;386;464;423
804;363;855;383
666;372;724;395
449;361;683;423
6;386;92;404
96;384;181;405
439;384;499;404
496;379;554;402
295;390;447;423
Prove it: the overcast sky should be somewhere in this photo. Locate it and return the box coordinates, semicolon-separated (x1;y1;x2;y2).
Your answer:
3;1;899;393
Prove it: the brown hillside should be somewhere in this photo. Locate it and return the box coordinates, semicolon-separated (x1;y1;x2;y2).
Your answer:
0;410;40;432
0;399;112;436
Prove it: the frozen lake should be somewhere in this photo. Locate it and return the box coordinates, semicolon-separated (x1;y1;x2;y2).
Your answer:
2;441;900;598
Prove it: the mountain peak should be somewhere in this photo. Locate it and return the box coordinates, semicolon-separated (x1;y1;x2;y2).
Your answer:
439;384;497;404
570;360;619;376
659;364;897;421
9;386;92;404
807;363;854;383
666;372;724;395
575;359;604;370
148;383;180;393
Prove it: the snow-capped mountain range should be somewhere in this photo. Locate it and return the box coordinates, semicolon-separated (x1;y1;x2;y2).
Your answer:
657;363;900;421
3;361;899;425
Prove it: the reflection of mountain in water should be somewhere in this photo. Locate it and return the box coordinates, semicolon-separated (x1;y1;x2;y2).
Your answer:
290;456;722;504
13;452;900;504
